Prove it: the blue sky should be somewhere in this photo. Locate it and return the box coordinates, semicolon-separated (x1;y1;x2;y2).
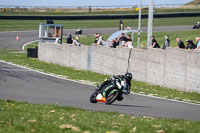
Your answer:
0;0;193;7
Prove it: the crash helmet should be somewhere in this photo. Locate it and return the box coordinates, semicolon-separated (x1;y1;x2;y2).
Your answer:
124;72;132;81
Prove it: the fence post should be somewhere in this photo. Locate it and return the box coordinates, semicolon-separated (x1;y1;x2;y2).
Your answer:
147;0;154;47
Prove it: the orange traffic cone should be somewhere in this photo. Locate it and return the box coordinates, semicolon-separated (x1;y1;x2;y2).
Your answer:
16;36;19;41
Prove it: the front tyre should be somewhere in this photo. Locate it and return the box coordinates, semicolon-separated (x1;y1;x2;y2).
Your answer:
90;90;99;103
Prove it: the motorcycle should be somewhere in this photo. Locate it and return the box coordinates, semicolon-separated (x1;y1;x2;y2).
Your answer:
75;28;83;34
90;77;128;105
193;22;200;29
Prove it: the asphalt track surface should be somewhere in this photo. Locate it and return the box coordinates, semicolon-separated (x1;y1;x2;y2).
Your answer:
1;25;200;121
0;61;200;121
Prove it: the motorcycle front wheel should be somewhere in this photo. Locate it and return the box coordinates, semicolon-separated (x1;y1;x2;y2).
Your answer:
90;90;99;103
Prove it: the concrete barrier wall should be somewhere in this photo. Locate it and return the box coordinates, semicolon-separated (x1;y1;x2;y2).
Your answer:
186;51;200;92
38;42;200;93
128;48;200;92
164;48;187;89
38;42;88;70
90;46;129;75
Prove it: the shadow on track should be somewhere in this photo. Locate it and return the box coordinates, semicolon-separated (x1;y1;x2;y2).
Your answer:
110;103;153;108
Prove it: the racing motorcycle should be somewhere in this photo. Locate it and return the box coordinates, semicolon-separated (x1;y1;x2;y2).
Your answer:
193;21;200;29
89;76;129;105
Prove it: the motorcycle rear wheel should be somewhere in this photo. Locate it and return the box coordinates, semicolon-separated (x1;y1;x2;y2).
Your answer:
105;89;120;105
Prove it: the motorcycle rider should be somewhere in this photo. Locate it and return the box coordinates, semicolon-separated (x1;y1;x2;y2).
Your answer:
99;72;132;101
193;21;200;29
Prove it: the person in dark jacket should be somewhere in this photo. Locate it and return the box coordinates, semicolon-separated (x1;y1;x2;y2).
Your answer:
66;33;73;44
110;38;119;48
185;40;196;50
176;38;185;49
100;72;132;101
119;33;127;42
150;36;160;48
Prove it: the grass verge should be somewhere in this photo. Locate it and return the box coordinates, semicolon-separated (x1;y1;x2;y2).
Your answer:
0;48;200;104
1;99;200;133
0;17;199;32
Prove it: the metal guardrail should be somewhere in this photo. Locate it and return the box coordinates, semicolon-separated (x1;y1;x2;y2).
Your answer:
0;12;200;20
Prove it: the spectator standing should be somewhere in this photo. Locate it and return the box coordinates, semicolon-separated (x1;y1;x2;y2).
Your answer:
93;33;105;46
125;35;133;48
194;37;200;51
162;35;170;50
119;33;127;46
176;38;185;49
96;33;106;46
72;35;80;46
150;36;160;48
110;38;119;48
94;33;99;43
185;40;196;50
126;35;132;42
119;20;124;31
119;33;127;41
66;33;73;44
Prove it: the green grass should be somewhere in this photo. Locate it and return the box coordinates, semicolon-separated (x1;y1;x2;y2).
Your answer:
1;48;200;104
132;81;200;103
23;42;39;51
0;17;200;32
0;49;108;85
1;99;200;133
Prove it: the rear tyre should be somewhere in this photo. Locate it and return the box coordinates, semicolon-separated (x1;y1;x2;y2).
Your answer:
90;90;99;103
105;88;120;105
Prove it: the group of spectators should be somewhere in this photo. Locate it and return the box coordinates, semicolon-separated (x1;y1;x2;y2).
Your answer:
150;35;200;51
65;32;200;52
175;37;200;51
93;33;133;48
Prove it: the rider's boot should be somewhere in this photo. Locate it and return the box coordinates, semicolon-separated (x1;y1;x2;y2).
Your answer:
122;88;129;95
117;95;124;101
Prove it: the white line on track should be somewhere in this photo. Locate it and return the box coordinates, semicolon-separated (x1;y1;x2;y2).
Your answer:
130;92;200;106
21;40;39;50
0;60;95;86
0;60;199;106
